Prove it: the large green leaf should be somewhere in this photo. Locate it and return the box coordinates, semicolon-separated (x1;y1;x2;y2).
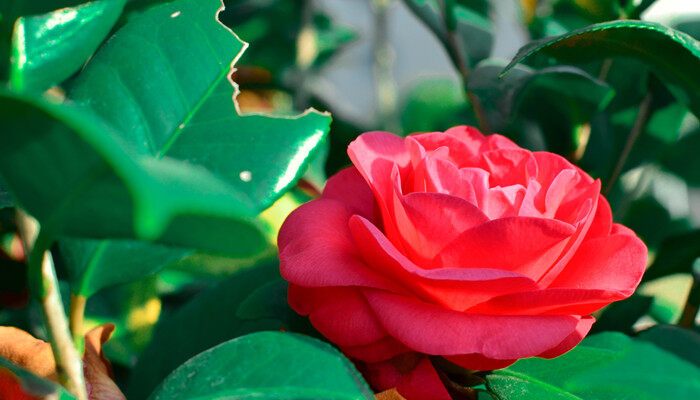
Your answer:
147;331;374;400
70;0;331;210
126;261;284;398
0;91;267;255
59;238;192;297
485;332;700;399
0;356;76;400
638;325;700;368
501;21;700;117
10;0;126;93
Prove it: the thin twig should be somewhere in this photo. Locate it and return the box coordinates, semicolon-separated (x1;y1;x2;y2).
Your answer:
438;0;490;134
16;211;88;400
603;91;653;196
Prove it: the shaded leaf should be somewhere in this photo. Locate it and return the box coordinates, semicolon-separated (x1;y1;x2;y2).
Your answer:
638;325;700;368
590;295;653;335
126;261;283;398
502;21;700;117
643;230;700;282
147;331;374;400
486;332;700;399
10;0;126;93
0;91;267;257
59;239;192;298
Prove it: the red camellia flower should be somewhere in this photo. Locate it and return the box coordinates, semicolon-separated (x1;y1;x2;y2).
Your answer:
278;126;647;400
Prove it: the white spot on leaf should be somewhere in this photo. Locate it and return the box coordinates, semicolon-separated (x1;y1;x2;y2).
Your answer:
171;11;181;18
239;171;252;182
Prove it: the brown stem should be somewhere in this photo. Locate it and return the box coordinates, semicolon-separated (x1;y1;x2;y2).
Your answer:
603;91;653;196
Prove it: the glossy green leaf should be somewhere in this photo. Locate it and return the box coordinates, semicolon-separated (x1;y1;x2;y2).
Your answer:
485;332;700;400
674;18;700;41
70;0;330;211
502;21;700;117
148;331;373;400
0;0;84;80
0;90;267;255
126;261;284;398
10;0;126;93
59;238;192;297
643;229;700;282
0;356;76;400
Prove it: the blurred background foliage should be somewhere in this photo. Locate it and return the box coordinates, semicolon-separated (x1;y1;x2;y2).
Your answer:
0;0;699;398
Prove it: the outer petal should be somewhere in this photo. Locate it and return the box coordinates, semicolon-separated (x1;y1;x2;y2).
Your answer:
585;195;613;239
550;230;647;293
350;216;539;311
287;285;387;347
322;166;377;221
279;199;402;291
538;316;595;359
434;217;576;280
445;354;516;371
343;336;411;363
363;355;451;400
363;290;584;360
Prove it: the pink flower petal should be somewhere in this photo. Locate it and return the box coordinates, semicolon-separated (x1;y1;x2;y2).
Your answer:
279;199;401;291
586;195;613;239
288;285;387;346
350;216;539;311
435;217;576;280
480;148;538;187
343;336;411;363
363;290;584;359
363;356;452;400
550;229;647;293
390;192;489;264
538;316;595;359
445;354;516;371
322;166;377;221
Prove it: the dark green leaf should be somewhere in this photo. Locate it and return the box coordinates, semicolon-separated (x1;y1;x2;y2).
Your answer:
486;332;700;400
147;331;374;400
236;278;314;334
643;229;700;282
0;356;76;399
502;21;700;117
590;295;653;335
126;261;284;398
661;127;700;185
10;0;126;93
638;325;700;368
0;177;13;208
59;238;192;297
70;0;331;211
0;90;267;256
